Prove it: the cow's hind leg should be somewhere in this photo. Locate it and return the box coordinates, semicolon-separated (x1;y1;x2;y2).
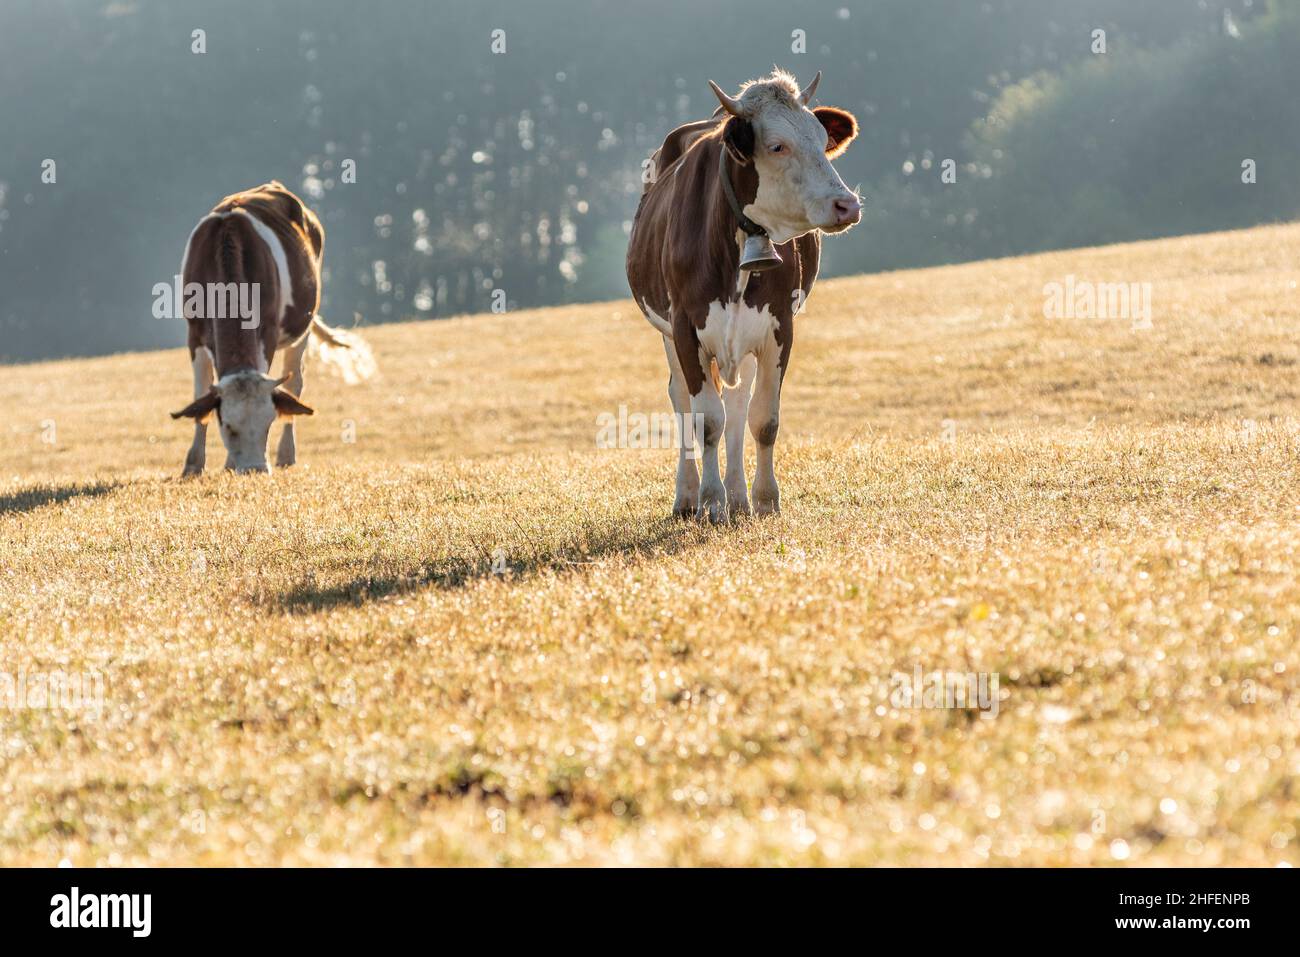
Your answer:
662;335;700;517
722;354;757;518
183;346;215;477
749;343;785;515
275;331;311;469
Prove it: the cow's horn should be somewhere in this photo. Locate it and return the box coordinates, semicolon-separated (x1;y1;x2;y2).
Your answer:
708;80;745;118
800;70;822;105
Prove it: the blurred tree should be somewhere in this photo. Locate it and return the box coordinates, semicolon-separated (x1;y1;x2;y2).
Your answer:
0;0;1274;361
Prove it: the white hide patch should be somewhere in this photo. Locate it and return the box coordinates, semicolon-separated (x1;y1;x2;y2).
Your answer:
233;208;295;324
698;298;778;388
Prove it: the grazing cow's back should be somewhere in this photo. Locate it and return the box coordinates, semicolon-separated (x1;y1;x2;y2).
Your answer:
626;71;860;521
182;210;287;375
183;183;324;371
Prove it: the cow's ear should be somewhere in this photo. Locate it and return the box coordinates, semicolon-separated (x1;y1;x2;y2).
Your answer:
814;107;858;158
171;390;221;424
272;388;314;418
722;116;755;165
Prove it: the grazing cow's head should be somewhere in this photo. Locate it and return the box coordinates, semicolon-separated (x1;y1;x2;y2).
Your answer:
709;70;861;244
172;369;313;473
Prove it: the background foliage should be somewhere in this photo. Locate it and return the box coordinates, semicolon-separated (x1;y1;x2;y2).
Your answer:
0;0;1286;360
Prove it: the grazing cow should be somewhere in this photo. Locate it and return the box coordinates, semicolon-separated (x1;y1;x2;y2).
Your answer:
626;70;861;521
171;181;374;474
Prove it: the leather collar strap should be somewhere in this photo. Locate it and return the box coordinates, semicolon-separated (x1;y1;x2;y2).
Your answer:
718;147;767;239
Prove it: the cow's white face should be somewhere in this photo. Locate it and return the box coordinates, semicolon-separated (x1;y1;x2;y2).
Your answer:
214;371;283;473
714;72;862;245
172;369;313;474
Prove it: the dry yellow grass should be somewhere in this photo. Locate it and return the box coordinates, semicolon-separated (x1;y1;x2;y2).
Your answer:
2;224;1299;866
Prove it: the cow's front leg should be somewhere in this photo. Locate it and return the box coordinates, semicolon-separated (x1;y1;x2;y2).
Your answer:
722;354;757;518
692;375;727;523
275;330;310;469
183;346;215;477
674;328;727;523
749;341;786;516
662;335;700;517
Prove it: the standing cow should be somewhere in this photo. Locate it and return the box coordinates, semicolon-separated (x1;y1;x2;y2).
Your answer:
171;181;374;474
626;70;861;521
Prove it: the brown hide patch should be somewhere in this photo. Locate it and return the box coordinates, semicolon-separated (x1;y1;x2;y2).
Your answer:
722;116;755;165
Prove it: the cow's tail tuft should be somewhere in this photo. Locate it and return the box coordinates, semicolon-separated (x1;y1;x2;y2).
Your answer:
309;315;377;384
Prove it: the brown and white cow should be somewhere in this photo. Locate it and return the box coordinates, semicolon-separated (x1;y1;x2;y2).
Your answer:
626;70;861;521
171;181;374;474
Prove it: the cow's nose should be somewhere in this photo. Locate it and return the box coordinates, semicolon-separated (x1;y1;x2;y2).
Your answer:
833;196;862;225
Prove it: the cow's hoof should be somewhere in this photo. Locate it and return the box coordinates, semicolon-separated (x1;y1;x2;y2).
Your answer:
697;504;727;524
725;482;750;519
753;492;780;516
697;485;728;524
181;466;204;479
275;456;297;469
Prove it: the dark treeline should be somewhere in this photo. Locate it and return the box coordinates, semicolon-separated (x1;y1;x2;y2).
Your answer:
0;0;1284;362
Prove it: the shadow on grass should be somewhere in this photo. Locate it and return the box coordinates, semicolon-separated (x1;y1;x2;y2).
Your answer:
0;481;120;517
275;514;708;613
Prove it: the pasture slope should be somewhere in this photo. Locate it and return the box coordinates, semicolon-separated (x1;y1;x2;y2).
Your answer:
2;223;1299;866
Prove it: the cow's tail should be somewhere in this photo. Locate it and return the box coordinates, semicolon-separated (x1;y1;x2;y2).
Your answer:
638;298;673;337
309;315;377;384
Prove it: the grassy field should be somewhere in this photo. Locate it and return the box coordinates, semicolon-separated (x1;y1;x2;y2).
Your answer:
2;223;1300;866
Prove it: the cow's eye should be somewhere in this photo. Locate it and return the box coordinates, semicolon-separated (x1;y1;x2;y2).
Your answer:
768;143;785;154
